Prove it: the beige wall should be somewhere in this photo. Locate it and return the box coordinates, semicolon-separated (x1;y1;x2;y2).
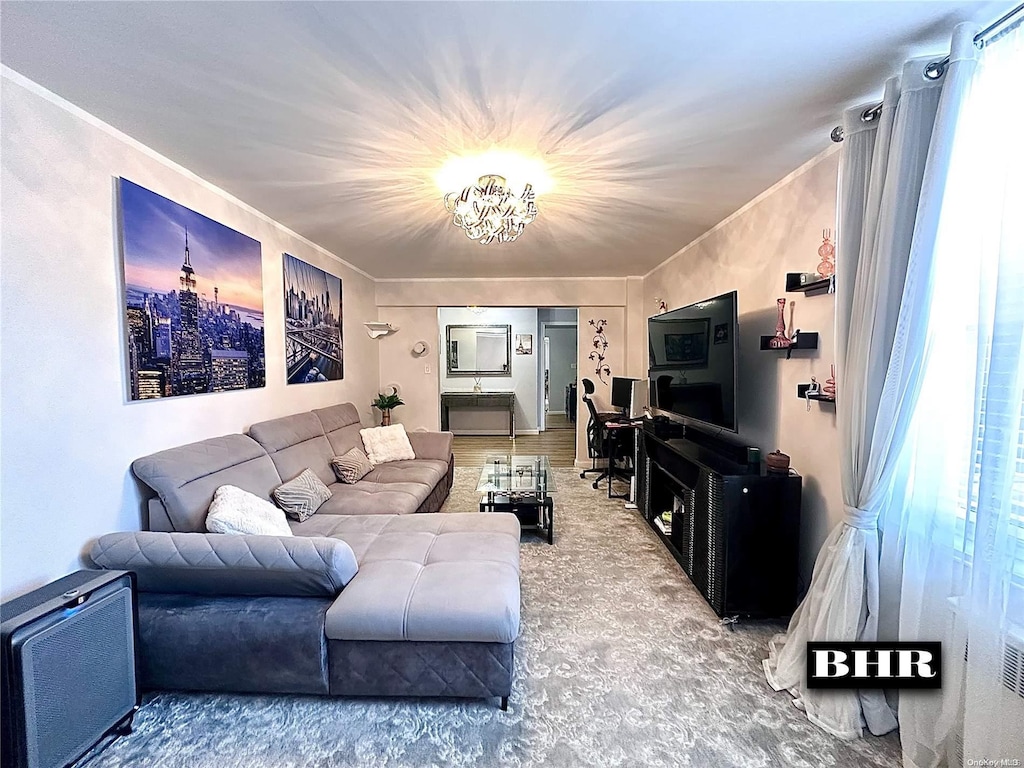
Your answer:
375;306;441;431
625;276;647;379
576;308;627;465
0;77;380;599
376;278;629;308
644;148;840;583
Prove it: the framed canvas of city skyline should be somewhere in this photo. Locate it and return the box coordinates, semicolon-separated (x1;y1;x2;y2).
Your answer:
283;253;344;384
119;179;266;401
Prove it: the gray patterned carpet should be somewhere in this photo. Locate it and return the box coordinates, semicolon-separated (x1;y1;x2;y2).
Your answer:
80;468;900;768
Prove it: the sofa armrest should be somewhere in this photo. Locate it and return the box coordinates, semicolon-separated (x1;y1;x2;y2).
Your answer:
407;430;454;462
89;531;358;597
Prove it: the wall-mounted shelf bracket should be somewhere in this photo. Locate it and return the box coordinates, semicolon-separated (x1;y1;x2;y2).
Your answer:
365;322;399;339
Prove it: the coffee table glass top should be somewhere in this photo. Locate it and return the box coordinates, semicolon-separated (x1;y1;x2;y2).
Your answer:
477;455;555;495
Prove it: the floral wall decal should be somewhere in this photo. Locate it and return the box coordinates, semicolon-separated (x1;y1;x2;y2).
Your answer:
588;318;612;383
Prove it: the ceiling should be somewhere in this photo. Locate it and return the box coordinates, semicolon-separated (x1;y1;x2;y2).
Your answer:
0;1;1001;279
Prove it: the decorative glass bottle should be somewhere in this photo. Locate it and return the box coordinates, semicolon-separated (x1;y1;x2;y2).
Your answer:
816;229;835;279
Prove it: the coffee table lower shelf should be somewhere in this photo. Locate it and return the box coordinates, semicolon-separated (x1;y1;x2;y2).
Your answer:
479;493;554;545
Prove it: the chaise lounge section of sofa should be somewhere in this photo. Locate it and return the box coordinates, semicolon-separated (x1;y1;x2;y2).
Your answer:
91;402;521;707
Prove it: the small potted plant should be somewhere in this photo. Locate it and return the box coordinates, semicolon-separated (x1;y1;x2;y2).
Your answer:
372;387;404;426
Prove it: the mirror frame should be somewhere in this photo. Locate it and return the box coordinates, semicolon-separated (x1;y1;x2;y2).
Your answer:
445;324;512;377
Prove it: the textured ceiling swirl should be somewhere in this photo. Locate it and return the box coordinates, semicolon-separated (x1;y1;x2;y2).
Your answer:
0;1;1001;277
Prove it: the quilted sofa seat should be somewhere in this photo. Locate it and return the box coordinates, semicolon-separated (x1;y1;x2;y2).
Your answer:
289;512;521;643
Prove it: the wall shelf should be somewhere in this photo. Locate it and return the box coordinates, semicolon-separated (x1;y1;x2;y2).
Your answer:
797;383;835;403
759;332;818;359
786;273;834;294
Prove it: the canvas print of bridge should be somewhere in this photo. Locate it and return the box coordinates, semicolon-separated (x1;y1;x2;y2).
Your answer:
119;179;266;401
283;254;344;384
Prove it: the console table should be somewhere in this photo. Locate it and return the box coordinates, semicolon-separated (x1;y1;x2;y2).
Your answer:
440;391;516;438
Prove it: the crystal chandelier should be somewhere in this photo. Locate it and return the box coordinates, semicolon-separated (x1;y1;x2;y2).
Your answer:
443;175;538;244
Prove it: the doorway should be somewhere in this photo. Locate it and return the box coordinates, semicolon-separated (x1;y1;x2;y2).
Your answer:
540;317;577;431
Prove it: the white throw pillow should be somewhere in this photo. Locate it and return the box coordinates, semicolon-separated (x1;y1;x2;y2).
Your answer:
205;485;294;537
360;424;416;465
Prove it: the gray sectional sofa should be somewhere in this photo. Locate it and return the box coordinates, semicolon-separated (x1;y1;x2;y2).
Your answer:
89;403;522;708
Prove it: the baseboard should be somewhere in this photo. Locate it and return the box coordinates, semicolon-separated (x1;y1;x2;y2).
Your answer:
452;429;540;437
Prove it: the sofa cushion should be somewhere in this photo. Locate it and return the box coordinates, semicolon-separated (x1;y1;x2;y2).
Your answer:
132;434;283;533
360;425;416;465
406;430;454;462
313;404;365;458
314;481;429;516
89;531;358;596
207;485;294;536
322;513;521;643
330;448;374;484
249;412;335;487
361;458;447;487
272;468;332;522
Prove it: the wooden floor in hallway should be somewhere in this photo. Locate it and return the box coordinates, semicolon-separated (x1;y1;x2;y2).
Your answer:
452;428;577;468
543;412;575;430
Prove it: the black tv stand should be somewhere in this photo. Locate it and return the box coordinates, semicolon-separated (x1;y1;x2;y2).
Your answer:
678;423;761;469
637;422;802;618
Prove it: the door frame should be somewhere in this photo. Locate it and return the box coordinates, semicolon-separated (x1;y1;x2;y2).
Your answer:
538;320;578;432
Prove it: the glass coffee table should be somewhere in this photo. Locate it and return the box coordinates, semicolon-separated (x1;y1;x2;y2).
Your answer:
477;454;554;545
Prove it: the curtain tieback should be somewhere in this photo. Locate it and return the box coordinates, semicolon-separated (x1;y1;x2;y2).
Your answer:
844;504;878;531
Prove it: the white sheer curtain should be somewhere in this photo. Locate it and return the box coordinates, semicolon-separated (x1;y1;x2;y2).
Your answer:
763;24;979;740
879;23;1024;768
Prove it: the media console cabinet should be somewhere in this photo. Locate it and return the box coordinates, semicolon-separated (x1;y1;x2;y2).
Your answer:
637;424;802;618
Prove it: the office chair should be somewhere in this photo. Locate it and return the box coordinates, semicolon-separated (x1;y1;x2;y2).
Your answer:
579;378;621;487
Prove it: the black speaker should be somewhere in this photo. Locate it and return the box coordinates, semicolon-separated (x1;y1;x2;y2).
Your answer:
1;570;139;768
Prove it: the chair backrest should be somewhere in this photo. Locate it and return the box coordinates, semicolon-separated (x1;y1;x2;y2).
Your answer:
581;378;601;423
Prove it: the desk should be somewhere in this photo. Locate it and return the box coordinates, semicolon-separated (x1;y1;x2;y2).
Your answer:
441;391;516;438
605;421;639;500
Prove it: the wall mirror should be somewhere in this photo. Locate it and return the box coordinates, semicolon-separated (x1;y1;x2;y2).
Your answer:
446;324;512;376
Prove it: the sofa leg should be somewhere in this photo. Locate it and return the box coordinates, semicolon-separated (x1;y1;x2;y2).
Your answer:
500;696;508;712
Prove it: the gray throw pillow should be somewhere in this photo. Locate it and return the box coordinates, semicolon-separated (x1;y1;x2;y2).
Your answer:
272;468;332;522
331;448;374;484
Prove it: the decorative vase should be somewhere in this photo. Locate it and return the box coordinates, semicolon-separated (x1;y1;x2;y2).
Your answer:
816;229;835;279
380;410;392;427
766;450;791;474
768;298;792;348
822;364;837;399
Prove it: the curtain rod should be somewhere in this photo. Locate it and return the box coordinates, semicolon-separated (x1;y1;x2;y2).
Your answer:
830;2;1024;142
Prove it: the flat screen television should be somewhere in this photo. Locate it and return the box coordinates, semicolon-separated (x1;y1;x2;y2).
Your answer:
648;290;738;433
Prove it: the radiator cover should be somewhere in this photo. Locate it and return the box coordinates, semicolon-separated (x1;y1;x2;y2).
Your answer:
1;570;139;768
